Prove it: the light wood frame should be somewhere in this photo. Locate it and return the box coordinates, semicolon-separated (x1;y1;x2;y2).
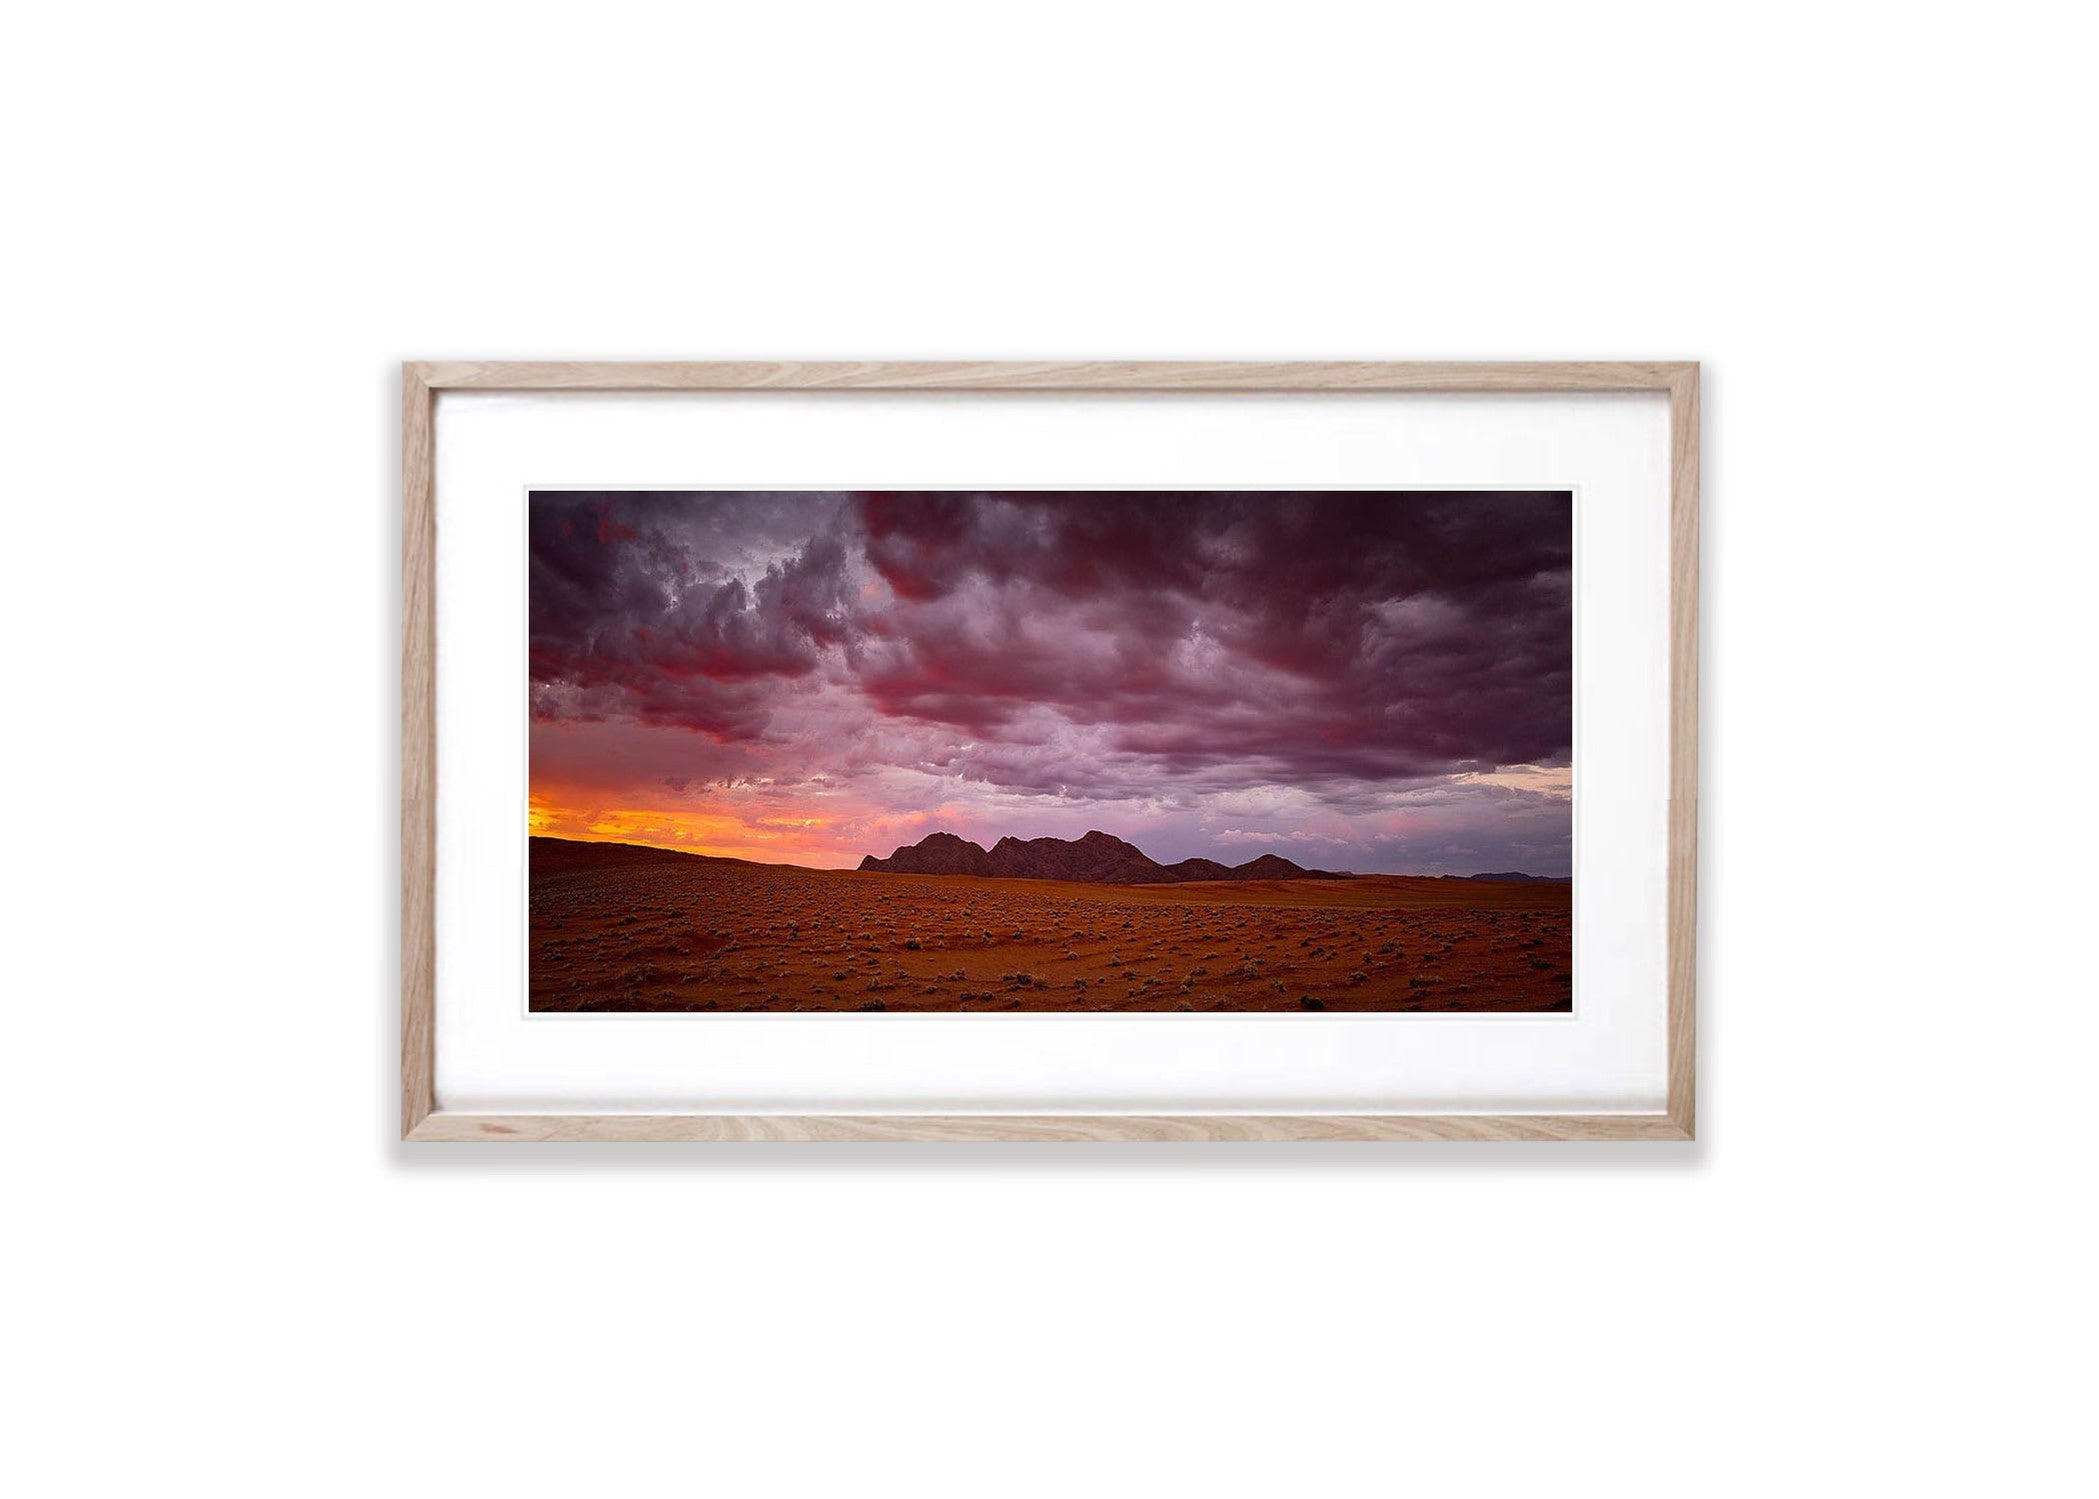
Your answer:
402;361;1698;1142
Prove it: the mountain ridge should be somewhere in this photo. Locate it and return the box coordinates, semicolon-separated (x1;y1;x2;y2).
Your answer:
857;830;1353;884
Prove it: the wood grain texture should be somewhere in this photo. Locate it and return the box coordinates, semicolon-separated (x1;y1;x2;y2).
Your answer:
407;1113;1692;1143
410;359;1692;393
1666;365;1700;1137
400;367;436;1137
399;360;1699;1142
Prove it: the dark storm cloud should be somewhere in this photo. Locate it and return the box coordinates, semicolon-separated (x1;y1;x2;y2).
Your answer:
851;491;1570;778
528;490;1572;860
529;491;858;739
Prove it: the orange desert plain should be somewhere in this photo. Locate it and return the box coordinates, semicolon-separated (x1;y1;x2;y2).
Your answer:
529;837;1572;1014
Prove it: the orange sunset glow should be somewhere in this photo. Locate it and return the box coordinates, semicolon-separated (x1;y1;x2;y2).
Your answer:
527;790;865;865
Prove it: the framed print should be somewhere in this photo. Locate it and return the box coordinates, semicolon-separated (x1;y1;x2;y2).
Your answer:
402;362;1698;1140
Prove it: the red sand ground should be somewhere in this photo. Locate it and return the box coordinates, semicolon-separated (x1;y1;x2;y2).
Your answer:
530;837;1572;1014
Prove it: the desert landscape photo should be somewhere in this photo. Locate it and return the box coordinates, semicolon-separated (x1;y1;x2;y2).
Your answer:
529;489;1572;1013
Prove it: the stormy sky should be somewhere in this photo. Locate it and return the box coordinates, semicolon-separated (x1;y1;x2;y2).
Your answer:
528;490;1572;876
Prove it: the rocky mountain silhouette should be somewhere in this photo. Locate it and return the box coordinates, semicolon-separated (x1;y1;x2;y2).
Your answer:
857;830;1351;884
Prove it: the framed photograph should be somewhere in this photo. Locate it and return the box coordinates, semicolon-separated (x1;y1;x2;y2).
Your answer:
403;362;1697;1140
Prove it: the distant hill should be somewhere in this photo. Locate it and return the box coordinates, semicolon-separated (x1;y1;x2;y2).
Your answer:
530;836;768;873
858;830;1351;885
1463;871;1572;883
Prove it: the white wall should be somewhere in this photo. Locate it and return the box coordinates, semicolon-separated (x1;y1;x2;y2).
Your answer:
9;4;2091;1496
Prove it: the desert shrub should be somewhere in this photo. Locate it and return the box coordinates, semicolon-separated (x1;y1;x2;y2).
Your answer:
860;999;886;1012
1300;995;1325;1010
1347;971;1367;986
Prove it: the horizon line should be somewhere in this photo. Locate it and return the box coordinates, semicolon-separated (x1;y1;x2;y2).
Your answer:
527;832;1569;882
